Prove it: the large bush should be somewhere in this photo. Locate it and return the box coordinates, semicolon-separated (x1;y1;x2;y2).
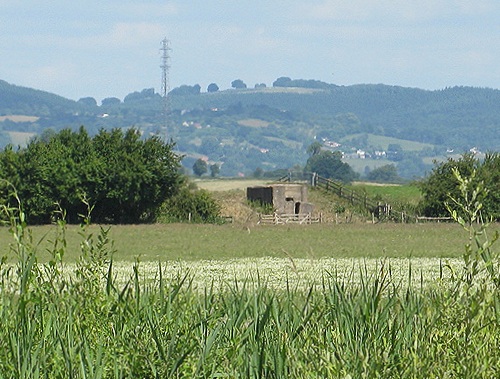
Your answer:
0;127;182;224
158;185;221;223
418;153;500;219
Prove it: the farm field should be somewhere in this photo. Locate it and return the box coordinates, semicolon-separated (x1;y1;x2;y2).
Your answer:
341;133;435;152
352;181;423;204
0;222;474;263
194;178;271;191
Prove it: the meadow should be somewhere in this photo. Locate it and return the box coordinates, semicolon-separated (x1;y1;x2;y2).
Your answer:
1;179;500;377
0;222;471;262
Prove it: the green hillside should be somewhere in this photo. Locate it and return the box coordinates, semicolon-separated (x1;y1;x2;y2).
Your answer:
341;134;434;152
1;77;499;178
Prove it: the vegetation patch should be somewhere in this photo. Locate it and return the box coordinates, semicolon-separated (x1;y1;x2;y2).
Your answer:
342;133;435;151
352;182;422;205
237;118;270;128
0;115;39;122
1;190;499;377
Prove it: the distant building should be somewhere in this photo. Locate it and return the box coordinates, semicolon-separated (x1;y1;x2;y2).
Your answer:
247;184;313;215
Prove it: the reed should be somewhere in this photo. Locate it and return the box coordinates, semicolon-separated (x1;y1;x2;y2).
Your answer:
0;180;499;377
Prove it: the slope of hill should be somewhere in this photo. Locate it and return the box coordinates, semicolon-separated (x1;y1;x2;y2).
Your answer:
1;77;499;178
0;80;82;116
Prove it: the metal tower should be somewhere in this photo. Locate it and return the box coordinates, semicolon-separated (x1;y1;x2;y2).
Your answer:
160;38;171;139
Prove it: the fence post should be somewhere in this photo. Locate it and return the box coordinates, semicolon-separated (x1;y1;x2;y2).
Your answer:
311;172;317;187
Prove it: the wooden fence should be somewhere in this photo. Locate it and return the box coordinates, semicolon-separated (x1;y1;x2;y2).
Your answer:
258;212;322;225
314;175;379;211
279;171;417;222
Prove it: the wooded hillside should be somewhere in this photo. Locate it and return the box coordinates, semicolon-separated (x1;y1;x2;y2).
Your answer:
1;78;499;178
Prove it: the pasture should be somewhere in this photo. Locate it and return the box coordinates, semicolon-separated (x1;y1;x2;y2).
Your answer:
352;181;423;204
1;222;471;263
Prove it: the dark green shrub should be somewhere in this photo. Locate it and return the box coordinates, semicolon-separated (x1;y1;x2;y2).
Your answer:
158;186;221;223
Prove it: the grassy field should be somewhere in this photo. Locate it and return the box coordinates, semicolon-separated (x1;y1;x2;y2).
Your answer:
0;221;477;263
194;178;271;192
342;156;393;173
352;182;423;204
341;133;435;151
2;179;499;377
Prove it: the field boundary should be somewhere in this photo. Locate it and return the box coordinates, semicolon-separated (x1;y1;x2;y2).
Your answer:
258;212;322;225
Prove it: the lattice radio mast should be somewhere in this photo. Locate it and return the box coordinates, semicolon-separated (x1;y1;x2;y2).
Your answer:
160;38;171;140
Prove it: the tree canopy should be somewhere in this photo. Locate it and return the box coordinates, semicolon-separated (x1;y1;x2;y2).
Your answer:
305;150;358;183
366;164;401;183
192;158;208;177
0;127;182;224
207;83;219;93
231;79;247;89
418;153;500;220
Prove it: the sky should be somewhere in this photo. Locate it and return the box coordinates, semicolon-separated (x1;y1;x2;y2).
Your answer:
1;1;499;102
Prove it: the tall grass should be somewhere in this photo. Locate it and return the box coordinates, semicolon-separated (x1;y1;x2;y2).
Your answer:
1;180;499;377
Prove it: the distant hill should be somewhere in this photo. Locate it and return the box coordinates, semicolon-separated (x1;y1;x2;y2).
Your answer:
0;79;82;116
1;77;499;178
171;84;500;149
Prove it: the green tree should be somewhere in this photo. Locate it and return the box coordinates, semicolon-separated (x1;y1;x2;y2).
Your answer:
101;97;121;106
366;164;401;183
0;127;182;224
169;85;201;96
418;153;481;218
231;79;247;89
207;83;219;93
306;142;323;156
91;128;181;223
305;150;358;183
272;77;292;87
158;186;220;223
210;163;220;177
387;143;404;161
193;158;208;177
77;97;97;107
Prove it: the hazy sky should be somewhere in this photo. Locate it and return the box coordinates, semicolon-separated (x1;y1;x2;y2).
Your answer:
1;1;499;102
